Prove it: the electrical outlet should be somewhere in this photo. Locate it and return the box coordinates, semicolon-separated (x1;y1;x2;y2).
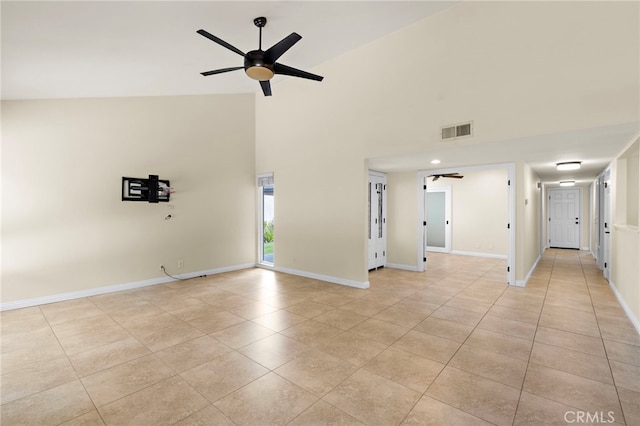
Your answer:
177;259;184;269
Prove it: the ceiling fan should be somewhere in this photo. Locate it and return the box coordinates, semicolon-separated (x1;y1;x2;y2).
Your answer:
428;173;464;181
197;17;324;97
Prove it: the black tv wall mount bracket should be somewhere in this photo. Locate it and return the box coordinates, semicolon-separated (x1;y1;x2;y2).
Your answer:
122;175;171;203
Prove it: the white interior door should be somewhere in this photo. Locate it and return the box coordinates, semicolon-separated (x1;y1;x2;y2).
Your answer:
368;172;386;270
426;186;451;253
548;188;581;249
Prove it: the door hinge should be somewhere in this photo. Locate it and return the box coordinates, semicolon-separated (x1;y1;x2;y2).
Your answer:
423;221;427;226
423;257;427;262
507;223;510;229
423;185;427;190
605;182;608;188
383;251;386;256
507;266;510;272
604;262;607;268
549;217;551;221
508;180;511;186
375;253;378;258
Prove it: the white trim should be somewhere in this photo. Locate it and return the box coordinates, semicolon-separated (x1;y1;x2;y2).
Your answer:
368;170;387;178
386;263;420;272
416;173;426;272
274;266;370;289
0;263;255;311
608;279;640;336
514;254;542;287
450;250;508;260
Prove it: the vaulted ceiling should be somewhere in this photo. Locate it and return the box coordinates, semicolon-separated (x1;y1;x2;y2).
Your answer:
2;1;638;183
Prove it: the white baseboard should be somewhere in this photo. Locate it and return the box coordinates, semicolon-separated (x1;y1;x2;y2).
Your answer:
273;266;369;289
515;254;542;287
450;250;508;260
0;263;255;312
385;263;420;272
608;279;640;336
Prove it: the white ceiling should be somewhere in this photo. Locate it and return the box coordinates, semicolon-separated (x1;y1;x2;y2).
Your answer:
2;1;638;184
1;1;454;99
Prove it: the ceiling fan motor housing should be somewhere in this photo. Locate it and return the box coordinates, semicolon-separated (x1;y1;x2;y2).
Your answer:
244;50;274;80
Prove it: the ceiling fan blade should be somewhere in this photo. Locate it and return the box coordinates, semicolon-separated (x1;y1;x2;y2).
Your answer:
264;33;302;63
200;66;243;76
259;80;272;96
449;175;464;179
274;63;324;81
197;29;245;57
432;176;440;181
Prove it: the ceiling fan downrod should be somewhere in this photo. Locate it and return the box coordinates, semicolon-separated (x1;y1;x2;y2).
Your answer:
254;16;267;50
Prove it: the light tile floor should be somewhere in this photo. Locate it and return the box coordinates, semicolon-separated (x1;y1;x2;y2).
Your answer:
1;249;639;425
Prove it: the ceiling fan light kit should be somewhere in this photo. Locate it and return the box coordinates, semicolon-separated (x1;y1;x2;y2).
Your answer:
197;16;324;96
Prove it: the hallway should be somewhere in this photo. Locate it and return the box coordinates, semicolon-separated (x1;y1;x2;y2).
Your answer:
1;250;639;425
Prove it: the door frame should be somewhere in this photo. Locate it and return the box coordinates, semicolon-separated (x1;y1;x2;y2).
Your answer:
257;172;275;267
368;171;387;270
598;167;612;280
547;187;582;249
417;163;516;285
425;186;452;253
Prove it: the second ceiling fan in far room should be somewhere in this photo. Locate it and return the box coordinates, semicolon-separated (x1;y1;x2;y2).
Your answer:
197;17;324;96
428;173;464;181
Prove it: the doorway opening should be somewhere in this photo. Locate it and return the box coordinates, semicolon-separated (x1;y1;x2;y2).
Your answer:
368;171;387;270
258;173;274;265
418;163;515;285
547;187;581;249
596;169;612;279
426;186;451;253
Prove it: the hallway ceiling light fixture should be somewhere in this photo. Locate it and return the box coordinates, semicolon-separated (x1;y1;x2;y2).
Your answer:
559;181;576;187
556;161;581;171
430;159;441;164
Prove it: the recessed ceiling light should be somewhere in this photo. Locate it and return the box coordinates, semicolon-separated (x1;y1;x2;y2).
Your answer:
559;181;575;187
556;161;581;171
430;159;441;164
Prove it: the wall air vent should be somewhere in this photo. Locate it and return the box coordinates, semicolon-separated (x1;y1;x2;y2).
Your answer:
441;121;473;140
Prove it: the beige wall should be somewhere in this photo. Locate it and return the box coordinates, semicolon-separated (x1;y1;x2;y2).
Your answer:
611;138;640;324
2;95;256;303
428;168;509;257
385;172;419;268
516;162;542;282
256;1;637;285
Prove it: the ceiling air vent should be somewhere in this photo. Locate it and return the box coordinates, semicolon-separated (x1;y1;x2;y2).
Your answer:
441;121;473;140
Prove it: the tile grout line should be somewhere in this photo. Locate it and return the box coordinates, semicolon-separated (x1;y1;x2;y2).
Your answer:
512;249;554;426
397;257;515;425
581;253;628;426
